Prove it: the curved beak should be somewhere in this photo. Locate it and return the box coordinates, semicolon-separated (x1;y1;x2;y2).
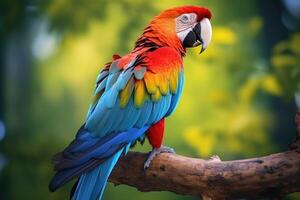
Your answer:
199;18;212;53
182;18;212;53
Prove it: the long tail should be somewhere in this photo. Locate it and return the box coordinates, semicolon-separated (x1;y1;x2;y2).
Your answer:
49;125;148;200
72;148;123;200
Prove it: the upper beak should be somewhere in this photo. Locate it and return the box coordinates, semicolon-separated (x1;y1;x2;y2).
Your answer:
198;18;212;53
182;18;212;53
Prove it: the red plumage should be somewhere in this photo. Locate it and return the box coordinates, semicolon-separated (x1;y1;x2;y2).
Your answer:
147;118;165;148
157;5;212;21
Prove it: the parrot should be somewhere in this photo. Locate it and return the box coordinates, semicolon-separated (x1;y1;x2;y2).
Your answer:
49;5;212;200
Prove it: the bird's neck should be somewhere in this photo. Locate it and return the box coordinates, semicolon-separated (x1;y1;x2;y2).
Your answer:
133;24;186;57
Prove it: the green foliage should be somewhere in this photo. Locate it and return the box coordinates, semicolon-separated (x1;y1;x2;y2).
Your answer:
271;32;300;97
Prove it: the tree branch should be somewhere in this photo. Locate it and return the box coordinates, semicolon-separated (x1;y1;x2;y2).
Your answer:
109;112;300;199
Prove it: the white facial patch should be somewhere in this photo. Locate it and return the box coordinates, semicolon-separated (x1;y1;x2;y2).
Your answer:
175;13;197;42
176;27;192;42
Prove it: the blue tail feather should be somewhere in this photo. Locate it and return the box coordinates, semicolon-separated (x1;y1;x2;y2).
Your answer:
73;149;123;200
49;126;148;200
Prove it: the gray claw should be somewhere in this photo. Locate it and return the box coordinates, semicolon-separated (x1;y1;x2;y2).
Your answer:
144;146;175;169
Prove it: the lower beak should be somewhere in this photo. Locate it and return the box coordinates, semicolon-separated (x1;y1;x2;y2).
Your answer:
193;23;206;53
182;23;202;50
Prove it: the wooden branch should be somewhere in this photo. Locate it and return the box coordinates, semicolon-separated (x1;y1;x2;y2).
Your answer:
109;112;300;199
110;150;300;199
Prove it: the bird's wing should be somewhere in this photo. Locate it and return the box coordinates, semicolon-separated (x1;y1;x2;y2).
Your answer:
85;47;184;138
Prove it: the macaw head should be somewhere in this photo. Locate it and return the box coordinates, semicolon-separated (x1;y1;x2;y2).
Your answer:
135;5;212;55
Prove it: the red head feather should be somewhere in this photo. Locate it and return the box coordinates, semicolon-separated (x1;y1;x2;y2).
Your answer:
134;6;212;55
156;6;212;21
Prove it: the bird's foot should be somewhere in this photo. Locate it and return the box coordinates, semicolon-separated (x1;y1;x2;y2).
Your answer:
144;146;175;169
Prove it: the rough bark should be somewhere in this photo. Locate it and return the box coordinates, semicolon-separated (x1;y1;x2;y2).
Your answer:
109;112;300;199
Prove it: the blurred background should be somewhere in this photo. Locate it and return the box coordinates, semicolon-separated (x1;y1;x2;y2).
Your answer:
0;0;300;199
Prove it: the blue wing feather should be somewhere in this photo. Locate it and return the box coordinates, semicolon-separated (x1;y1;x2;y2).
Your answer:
136;100;152;128
95;69;108;87
165;72;184;116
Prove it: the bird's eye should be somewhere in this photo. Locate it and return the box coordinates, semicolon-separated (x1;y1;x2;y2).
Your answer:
181;15;189;23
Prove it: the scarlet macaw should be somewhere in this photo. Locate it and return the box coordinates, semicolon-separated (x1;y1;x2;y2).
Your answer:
49;5;212;200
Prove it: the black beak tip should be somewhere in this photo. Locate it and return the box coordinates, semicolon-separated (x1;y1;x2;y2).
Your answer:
200;46;206;54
